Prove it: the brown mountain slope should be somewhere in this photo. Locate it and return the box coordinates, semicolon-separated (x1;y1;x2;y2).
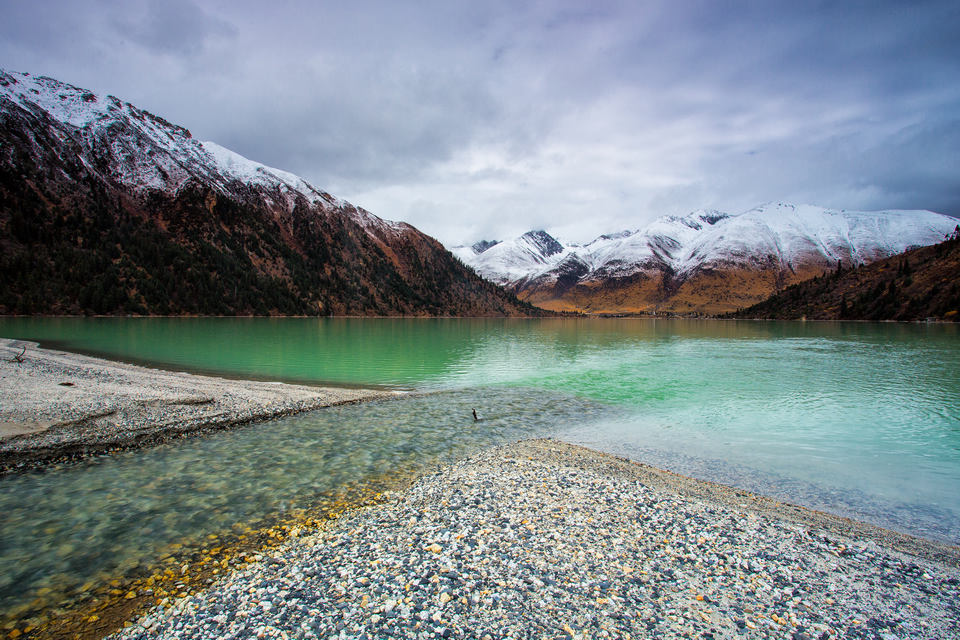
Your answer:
519;263;831;316
0;70;541;316
726;230;960;321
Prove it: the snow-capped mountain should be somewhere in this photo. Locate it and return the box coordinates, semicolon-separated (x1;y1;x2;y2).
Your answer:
0;68;538;316
0;69;402;233
679;203;954;274
452;230;566;284
453;204;958;314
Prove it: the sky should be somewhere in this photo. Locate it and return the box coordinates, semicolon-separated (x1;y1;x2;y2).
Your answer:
2;0;959;244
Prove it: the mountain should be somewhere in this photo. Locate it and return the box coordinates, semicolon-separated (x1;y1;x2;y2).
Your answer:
452;204;958;315
0;69;540;316
727;227;960;321
452;230;566;286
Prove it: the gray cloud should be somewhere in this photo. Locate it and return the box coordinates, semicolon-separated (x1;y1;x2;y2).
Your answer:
113;0;237;56
1;0;957;244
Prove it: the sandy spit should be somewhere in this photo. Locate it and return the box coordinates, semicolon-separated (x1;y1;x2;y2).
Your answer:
0;338;391;472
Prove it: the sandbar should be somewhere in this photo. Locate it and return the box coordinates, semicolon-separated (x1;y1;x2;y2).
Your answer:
0;338;391;472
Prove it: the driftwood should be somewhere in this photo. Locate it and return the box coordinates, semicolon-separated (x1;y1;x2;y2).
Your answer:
8;346;25;363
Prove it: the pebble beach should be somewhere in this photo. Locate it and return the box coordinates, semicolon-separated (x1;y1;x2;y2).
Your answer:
112;439;959;640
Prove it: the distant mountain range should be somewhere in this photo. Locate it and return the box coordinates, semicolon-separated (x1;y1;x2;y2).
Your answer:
728;228;960;321
0;68;539;316
452;204;959;315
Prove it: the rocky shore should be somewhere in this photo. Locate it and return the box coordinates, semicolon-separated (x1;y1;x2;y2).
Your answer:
0;338;390;472
112;439;959;640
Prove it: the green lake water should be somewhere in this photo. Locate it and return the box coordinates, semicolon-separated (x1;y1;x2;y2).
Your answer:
0;317;958;617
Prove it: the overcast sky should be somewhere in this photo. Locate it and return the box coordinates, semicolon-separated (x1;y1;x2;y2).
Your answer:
3;0;958;244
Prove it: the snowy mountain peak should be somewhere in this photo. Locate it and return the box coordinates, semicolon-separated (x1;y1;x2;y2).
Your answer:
2;68;221;192
593;230;636;243
471;240;500;254
0;66;410;237
451;229;570;285
0;68;198;153
681;209;730;229
451;204;958;312
520;230;564;258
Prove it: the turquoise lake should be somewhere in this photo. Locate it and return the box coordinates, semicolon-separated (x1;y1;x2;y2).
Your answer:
0;317;958;616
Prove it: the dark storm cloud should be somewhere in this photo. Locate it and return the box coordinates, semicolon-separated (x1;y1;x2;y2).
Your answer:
1;0;958;243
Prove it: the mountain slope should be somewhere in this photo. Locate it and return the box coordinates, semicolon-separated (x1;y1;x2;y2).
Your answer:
454;204;958;315
0;69;540;316
726;228;960;321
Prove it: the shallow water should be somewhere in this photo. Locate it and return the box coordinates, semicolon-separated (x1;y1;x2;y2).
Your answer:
0;317;958;616
0;388;618;615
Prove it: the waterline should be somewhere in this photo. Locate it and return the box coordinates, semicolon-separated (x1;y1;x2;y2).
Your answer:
0;317;957;620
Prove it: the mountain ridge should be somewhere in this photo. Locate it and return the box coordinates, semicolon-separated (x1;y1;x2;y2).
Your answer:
0;68;542;317
452;204;958;315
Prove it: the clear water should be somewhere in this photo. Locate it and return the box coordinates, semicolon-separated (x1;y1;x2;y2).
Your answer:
0;317;958;616
0;388;618;615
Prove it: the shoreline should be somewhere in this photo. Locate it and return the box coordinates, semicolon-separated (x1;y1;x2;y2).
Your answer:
533;442;960;569
1;341;958;637
0;338;392;473
108;439;958;640
1;439;956;639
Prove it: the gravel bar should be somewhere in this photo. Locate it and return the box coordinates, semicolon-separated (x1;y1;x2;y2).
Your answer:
0;338;391;472
112;439;959;640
